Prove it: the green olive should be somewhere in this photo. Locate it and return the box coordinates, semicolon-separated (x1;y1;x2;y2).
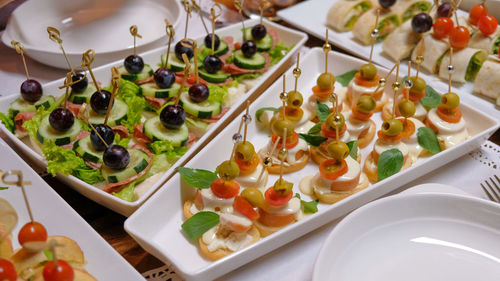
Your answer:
272;118;294;137
360;63;377;80
398;98;416;118
441;92;460;109
326;113;345;130
381;118;403;136
410;76;426;93
217;160;240;181
287;90;303;109
273;178;294;195
317;72;336;90
235;141;255;162
241;187;265;207
327;140;349;161
356;95;376;113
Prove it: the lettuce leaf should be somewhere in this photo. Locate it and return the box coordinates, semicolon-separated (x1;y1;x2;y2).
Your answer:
465;51;486;82
268;42;293;65
0;112;15;133
72;166;104;185
234;73;262;82
114;134;130;148
22;107;50;140
150;140;188;163
112;182;135;202
115;79;150;131
144;153;171;179
207;84;229;103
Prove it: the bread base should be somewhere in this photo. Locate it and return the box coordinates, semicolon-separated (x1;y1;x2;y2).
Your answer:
183;200;196;219
315;174;370;204
356;119;377;148
253;219;296;237
310;146;362;165
198;226;260;261
363;153;412;183
266;150;310;174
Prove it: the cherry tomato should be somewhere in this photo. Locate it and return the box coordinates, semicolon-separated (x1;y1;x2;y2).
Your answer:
433;17;454;39
233;196;259;221
18;221;47;247
264;187;293;207
478;14;498;35
0;258;17;281
469;3;488;25
449;26;470;50
210;178;240;199
43;260;74;281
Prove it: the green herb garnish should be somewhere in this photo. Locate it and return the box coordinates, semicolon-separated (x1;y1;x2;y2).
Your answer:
377;149;404;181
182;211;219;240
176;167;218;189
299;133;327;147
295;194;319;214
417;127;441;155
255;107;280;122
347;140;358;159
336;70;358;86
316;102;330;122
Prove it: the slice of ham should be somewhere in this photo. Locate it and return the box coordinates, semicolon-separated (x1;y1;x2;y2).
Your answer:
144;96;167;109
103;144;153;194
223;52;271;75
133;124;152;144
85;161;102;170
187;132;196;147
112;125;129;139
61;130;90;149
268;29;278;49
220;36;234;62
136;76;154;85
175;73;233;87
14;112;35;132
187;107;230;124
65;101;82;117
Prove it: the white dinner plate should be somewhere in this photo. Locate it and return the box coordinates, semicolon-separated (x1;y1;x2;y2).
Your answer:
313;190;500;281
0;138;145;280
2;0;183;68
124;47;499;281
277;0;500;118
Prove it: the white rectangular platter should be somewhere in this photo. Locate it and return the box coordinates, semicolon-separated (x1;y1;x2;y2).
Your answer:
124;48;500;281
0;138;145;280
277;0;500;118
0;18;307;216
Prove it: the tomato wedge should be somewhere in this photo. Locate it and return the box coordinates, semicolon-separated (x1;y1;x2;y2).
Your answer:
233;196;259;221
354;72;380;87
272;132;299;149
321;123;346;139
264;187;293;207
436;105;462;123
397;118;416;138
211;178;240;199
351;105;373;121
312;85;333;99
235;153;260;174
280;106;304;122
319;159;348;180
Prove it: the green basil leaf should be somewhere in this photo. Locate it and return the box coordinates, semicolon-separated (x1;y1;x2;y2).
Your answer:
294;194;319;214
336;70;358;86
420;85;441;108
316;102;330;122
43;249;53;261
182;211;220;240
401;75;408;84
347;140;358;159
299;133;327;147
176;167;218;189
255;107;280;122
0;187;8;190
377;149;404;181
308;121;323;135
417;127;442;154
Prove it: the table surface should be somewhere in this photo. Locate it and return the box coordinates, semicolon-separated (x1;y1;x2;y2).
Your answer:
0;1;499;280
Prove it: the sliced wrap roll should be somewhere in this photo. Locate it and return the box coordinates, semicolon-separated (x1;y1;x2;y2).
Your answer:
438;48;487;83
352;7;400;45
393;0;432;23
473;56;500;101
411;33;449;73
469;29;500;55
326;0;375;32
383;19;420;61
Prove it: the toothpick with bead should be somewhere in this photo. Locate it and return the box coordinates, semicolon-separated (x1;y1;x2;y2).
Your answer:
2;171;34;224
278;128;288;180
405;61;412;100
234;0;246;40
58;72;83;108
175;53;192;105
47;27;74;74
448;47;454;93
391;61;401;118
279;74;287;120
415;53;424;79
81;49;102;93
259;1;271;24
104;67;121;125
293;53;301;92
323;29;331;74
191;0;209;35
183;0;192;39
11;41;30;80
210;4;222;55
129;25;142;56
369;9;381;64
243;100;251;143
164;19;175;68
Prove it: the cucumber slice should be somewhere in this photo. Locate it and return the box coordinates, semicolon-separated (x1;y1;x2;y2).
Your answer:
161;53;195;72
233;50;267;70
88;99;128;126
140;82;181;98
73;135;103;163
198;69;231;83
144;116;189;147
101;149;149;183
185;117;208;138
179;91;221;119
243;28;274;51
69;84;97;104
119;65;154;82
201;40;229;57
36;115;82;146
9;96;55;118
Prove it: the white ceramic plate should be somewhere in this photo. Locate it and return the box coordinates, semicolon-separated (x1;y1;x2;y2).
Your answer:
277;0;500;117
313;191;500;281
1;0;182;68
0;18;307;216
124;48;499;281
0;138;144;280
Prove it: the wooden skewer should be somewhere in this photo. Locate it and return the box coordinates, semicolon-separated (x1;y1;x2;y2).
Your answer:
279;128;287;181
2;170;34;222
406;61;411;99
129;25;142;56
82;49;101;93
293;52;301;92
183;0;192;39
392;62;400;118
210;5;221;55
57;71;86;108
259;1;271;24
164;19;175;68
47;27;74;74
105;67;121;125
191;0;209;34
448;47;454;93
324;29;330;74
281;74;287;119
243;101;250;143
11;41;30;79
175;54;191;105
182;39;198;83
234;0;246;40
369;8;380;64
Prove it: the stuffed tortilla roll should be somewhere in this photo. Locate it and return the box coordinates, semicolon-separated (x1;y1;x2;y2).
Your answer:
411;33;449;73
392;0;433;23
438;48;487;83
352;6;400;45
383;19;420;61
473;56;500;100
469;29;500;55
326;0;375;32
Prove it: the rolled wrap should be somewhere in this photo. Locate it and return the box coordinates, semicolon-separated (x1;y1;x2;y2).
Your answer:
411;33;449;73
392;0;432;23
438;48;486;83
469;29;500;55
383;19;420;61
326;0;375;32
473;56;500;100
352;7;400;45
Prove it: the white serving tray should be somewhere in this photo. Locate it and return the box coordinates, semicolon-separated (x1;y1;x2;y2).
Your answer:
124;48;500;281
0;138;145;280
2;0;183;68
278;0;500;117
0;18;307;216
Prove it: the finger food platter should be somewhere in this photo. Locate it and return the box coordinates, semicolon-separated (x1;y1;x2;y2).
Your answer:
0;18;307;216
0;138;145;280
278;0;500;116
124;47;499;281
